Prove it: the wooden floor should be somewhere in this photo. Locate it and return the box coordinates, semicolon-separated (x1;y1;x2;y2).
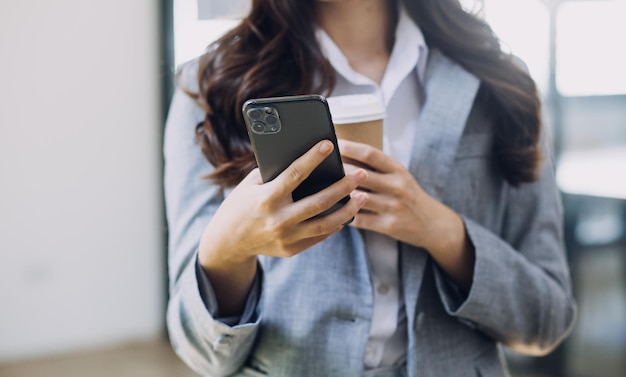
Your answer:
0;339;541;377
0;340;198;377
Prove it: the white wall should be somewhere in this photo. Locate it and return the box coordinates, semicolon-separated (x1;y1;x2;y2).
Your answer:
0;0;164;361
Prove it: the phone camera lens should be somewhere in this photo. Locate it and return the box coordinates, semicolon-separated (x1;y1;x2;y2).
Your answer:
265;115;278;125
252;121;265;133
248;109;262;120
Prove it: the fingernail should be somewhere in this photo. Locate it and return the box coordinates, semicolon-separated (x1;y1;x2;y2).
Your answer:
355;169;368;182
319;141;332;154
356;192;368;206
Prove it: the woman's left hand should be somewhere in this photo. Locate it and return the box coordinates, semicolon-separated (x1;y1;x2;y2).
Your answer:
338;139;475;291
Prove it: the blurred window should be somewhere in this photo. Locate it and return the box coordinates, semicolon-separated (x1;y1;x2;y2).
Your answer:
556;0;626;96
173;0;241;67
483;0;551;93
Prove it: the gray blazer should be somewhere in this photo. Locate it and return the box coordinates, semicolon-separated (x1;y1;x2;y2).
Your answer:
164;50;577;377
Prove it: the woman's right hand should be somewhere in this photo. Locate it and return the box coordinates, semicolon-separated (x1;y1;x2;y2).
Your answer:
197;140;368;316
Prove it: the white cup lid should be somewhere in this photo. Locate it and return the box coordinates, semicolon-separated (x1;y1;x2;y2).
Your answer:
326;94;386;124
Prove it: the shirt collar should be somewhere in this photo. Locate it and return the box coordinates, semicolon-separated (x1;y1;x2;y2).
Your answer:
315;5;429;89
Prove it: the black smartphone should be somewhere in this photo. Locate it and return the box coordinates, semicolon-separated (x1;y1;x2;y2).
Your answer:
242;94;350;217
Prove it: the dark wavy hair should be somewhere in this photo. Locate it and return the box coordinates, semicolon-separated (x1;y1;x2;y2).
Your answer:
189;0;542;187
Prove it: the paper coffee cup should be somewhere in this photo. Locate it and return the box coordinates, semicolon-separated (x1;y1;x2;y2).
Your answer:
327;94;385;150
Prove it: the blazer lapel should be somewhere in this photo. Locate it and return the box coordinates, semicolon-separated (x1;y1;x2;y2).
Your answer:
401;50;480;377
408;49;481;201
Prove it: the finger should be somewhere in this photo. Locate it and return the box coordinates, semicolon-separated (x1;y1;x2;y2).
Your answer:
357;191;391;214
285;191;368;242
341;164;391;195
349;210;388;233
288;168;368;223
338;139;399;173
344;159;409;199
352;169;395;193
281;233;335;257
241;167;264;185
342;162;374;175
272;140;335;196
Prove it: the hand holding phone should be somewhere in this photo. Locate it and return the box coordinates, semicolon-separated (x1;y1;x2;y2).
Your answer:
197;138;368;316
242;95;350;217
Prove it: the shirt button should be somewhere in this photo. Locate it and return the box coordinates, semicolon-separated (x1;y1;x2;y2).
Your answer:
214;334;232;348
416;312;425;331
377;284;390;295
365;343;379;365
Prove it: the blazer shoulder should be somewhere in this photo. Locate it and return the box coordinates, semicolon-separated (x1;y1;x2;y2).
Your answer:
175;57;202;94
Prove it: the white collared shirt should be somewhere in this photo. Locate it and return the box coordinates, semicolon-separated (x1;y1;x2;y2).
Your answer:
317;7;428;369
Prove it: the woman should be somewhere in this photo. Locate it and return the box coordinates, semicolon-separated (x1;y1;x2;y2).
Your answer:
164;0;576;376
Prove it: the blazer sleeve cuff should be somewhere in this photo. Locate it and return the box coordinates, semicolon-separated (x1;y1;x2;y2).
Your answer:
433;215;512;329
167;256;261;375
178;253;261;352
195;255;262;326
